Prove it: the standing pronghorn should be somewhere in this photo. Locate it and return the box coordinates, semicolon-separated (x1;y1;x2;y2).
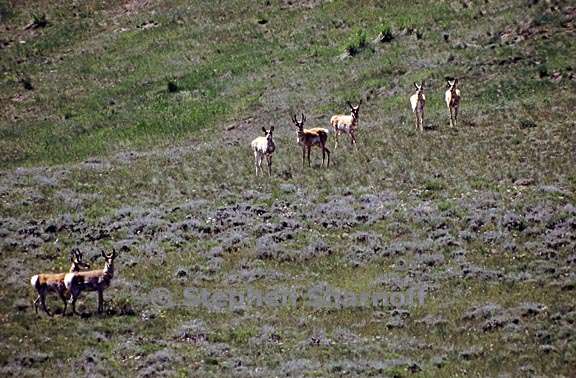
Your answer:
65;249;117;315
445;79;461;128
409;82;426;132
250;126;276;176
330;101;360;148
30;249;90;316
291;113;330;168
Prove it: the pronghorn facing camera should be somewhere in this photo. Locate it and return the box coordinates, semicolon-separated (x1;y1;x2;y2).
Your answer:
65;249;117;315
445;79;461;128
330;101;360;148
409;82;426;131
251;126;276;176
30;249;90;316
291;113;330;168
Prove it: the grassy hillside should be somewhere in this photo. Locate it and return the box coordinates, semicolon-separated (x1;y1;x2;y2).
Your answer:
1;0;575;376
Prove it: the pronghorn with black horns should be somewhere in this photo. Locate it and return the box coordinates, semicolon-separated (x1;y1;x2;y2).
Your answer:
445;78;461;128
291;113;330;168
330;101;360;148
65;249;117;315
410;82;426;132
30;248;90;316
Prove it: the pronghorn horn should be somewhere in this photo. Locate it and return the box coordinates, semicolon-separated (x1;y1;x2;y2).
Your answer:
346;100;353;109
301;113;305;123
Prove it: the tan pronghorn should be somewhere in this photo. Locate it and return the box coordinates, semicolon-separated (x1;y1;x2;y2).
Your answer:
250;126;276;176
65;249;117;315
445;79;461;128
330;101;360;148
409;82;426;131
291;113;330;168
30;249;90;316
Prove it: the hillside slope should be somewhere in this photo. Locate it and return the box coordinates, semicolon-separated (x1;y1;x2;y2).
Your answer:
1;0;575;376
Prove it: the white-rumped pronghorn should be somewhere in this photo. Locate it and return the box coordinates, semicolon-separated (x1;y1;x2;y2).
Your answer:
330;101;360;148
65;249;117;315
409;82;426;131
291;113;330;168
250;126;276;176
445;79;461;128
30;249;90;316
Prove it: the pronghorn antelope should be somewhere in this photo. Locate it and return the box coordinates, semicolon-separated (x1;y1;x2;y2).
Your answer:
291;113;330;168
250;126;276;176
65;249;117;315
330;101;360;148
30;249;90;316
409;82;426;131
445;78;461;128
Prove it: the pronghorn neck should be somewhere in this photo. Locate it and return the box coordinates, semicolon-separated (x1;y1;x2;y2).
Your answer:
351;111;358;125
103;259;115;279
266;135;275;152
417;91;425;103
69;261;84;273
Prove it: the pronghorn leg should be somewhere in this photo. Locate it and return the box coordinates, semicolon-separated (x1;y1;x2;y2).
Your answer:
98;290;104;313
254;152;259;176
421;112;425;131
267;155;272;176
40;294;52;316
325;146;331;168
33;295;40;314
302;148;306;168
321;145;326;167
454;106;459;127
59;291;68;315
258;156;263;177
70;294;79;315
307;147;311;168
334;130;339;149
449;107;454;128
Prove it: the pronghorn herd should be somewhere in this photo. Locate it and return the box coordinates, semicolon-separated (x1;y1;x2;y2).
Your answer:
31;248;117;316
251;79;462;175
30;80;461;317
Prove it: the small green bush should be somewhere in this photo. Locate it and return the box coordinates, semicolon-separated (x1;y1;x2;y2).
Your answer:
345;29;367;56
378;22;394;43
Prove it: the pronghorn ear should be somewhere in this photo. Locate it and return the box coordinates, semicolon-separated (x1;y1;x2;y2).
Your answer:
101;250;106;258
414;82;419;90
301;113;306;123
262;126;267;134
270;126;274;132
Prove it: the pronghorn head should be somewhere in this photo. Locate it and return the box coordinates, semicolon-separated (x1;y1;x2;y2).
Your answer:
101;249;117;270
447;78;459;91
70;249;90;271
291;113;306;131
346;101;360;121
414;82;425;96
261;126;274;143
